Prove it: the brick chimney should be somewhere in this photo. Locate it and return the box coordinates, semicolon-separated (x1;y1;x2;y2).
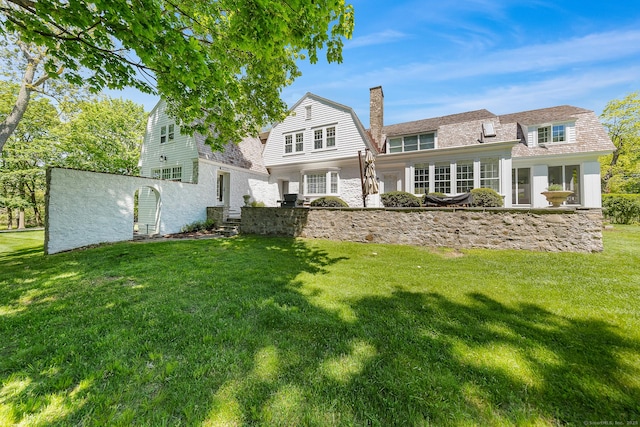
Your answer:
369;86;384;151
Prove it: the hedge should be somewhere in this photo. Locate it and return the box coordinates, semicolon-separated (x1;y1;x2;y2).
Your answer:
310;196;349;207
470;188;504;207
602;194;640;224
380;191;422;207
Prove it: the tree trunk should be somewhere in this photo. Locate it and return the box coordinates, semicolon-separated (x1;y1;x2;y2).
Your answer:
602;147;622;192
0;63;35;153
7;208;13;230
0;42;50;153
29;185;42;226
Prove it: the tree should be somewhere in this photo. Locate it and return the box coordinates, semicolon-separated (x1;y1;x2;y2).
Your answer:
600;92;640;193
0;0;354;152
57;97;146;175
0;81;60;228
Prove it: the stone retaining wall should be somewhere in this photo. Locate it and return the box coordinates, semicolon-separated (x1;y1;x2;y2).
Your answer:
240;207;604;253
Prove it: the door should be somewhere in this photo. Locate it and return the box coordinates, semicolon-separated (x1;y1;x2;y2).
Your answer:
383;174;398;193
217;171;230;207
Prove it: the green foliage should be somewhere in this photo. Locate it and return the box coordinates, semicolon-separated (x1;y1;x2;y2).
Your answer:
600;92;640;193
56;97;146;175
546;184;564;191
309;196;349;207
1;228;640;425
381;191;422;207
1;0;354;151
180;218;217;233
250;200;266;207
470;188;504;207
602;194;640;224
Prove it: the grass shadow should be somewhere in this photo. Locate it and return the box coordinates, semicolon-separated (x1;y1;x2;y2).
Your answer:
0;235;638;425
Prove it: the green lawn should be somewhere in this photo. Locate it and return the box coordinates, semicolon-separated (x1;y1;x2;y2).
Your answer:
1;228;639;426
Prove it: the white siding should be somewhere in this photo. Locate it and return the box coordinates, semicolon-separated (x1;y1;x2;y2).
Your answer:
263;95;370;167
140;99;199;182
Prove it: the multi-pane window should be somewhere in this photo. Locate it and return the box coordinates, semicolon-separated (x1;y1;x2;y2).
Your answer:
305;171;339;195
552;125;565;142
172;166;182;181
414;163;429;195
154;167;182;181
314;129;323;149
389;133;435;153
306;173;326;194
330;172;338;193
480;158;500;192
285;134;293;153
434;164;451;194
326;127;336;147
168;124;175;141
538;124;566;144
160;126;167;143
295;132;304;152
456;162;474;193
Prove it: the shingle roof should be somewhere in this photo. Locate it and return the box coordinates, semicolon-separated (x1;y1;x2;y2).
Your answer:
383;109;496;137
195;133;268;174
380;105;614;157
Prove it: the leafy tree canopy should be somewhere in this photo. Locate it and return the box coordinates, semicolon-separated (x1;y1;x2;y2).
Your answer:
1;0;354;150
600;92;640;193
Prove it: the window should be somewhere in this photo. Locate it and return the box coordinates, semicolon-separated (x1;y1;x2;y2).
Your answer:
326;127;336;147
285;134;293;153
314;129;323;150
414;163;429;195
512;168;531;205
305;105;312;120
480;158;500;192
284;132;304;154
305;171;339;195
306;173;326;194
434;164;451;194
154;167;182;181
388;133;435;153
548;165;581;205
456;162;474;193
552;125;565;142
168;124;175;141
330;172;338;193
160;126;167;143
295;132;304;152
538;124;566;144
172;166;182;181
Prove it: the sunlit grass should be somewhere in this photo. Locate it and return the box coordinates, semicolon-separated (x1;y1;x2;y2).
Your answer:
0;227;639;425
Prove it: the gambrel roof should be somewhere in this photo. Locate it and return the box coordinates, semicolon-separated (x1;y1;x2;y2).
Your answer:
195;133;268;174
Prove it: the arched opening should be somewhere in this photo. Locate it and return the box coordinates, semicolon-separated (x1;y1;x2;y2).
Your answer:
134;186;160;236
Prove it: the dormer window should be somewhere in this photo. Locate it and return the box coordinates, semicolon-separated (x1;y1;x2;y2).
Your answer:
538;124;566;144
529;122;573;146
389;133;435;153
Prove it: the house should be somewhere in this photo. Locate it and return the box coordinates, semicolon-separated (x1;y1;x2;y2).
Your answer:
139;87;614;225
262;87;614;208
137;99;278;233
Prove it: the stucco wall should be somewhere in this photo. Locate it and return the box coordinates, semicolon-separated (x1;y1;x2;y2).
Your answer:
240;207;604;253
45;166;218;254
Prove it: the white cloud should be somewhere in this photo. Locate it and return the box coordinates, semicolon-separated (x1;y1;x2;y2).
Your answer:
345;30;408;49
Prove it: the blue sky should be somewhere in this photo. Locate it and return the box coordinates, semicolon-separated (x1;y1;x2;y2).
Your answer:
109;0;640;127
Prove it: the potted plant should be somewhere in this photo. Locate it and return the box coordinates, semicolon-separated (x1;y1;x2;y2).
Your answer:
541;184;573;207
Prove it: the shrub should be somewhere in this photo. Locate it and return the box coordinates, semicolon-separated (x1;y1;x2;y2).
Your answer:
180;218;217;233
602;194;640;224
470;188;503;207
310;196;349;207
250;200;266;207
428;192;446;198
381;191;422;207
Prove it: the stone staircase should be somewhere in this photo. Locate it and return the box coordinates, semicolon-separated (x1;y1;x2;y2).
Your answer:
217;216;241;237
